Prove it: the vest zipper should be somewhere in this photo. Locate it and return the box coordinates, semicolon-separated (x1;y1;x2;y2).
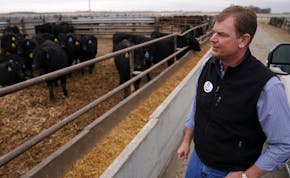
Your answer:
204;81;222;134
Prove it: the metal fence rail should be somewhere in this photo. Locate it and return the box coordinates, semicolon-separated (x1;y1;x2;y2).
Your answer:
0;14;210;35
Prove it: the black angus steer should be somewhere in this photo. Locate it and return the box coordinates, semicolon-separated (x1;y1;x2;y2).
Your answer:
55;33;79;66
78;35;98;74
35;22;74;35
177;25;201;58
0;53;26;86
150;31;175;65
150;27;201;65
3;25;20;35
113;36;151;97
33;40;69;100
1;33;18;54
16;35;37;77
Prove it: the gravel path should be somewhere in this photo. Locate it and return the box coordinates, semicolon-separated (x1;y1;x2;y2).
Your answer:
161;22;290;178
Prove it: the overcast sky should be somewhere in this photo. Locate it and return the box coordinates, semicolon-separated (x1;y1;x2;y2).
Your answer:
0;0;289;13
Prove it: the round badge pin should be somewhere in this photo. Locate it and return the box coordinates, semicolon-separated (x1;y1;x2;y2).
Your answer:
203;81;213;93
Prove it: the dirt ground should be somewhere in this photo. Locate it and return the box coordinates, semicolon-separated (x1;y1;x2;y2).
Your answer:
0;37;123;177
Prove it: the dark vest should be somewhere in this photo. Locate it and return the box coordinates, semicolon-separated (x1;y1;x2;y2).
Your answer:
194;50;275;171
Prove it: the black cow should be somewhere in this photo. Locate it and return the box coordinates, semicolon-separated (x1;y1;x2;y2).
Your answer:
35;23;54;34
3;25;20;35
177;25;201;58
78;35;98;74
150;31;175;65
1;33;18;54
16;35;37;77
33;40;69;100
52;22;74;35
53;33;79;66
112;32;151;51
150;27;201;65
0;54;26;86
34;22;74;35
113;33;152;97
194;26;204;38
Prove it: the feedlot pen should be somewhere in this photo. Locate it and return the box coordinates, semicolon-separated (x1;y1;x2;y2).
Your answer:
0;19;211;177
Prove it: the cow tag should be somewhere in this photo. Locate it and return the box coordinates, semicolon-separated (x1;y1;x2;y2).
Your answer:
75;41;80;46
54;38;59;43
11;42;16;48
88;39;92;44
11;36;16;41
67;37;72;43
26;40;30;46
125;52;129;59
29;52;33;59
145;51;149;59
7;66;12;72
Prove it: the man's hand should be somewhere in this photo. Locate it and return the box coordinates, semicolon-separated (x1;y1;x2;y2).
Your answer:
177;141;191;162
225;165;266;178
177;128;193;162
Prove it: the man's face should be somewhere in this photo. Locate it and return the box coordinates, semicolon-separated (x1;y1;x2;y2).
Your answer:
210;16;241;60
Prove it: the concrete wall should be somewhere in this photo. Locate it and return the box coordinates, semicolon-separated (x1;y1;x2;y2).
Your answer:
100;50;211;178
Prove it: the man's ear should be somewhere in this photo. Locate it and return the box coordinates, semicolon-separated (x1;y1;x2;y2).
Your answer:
238;33;251;48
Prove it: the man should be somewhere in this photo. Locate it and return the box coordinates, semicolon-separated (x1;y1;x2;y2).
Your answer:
177;5;290;178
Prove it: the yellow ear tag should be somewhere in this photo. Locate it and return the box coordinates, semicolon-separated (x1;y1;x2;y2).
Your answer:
54;38;59;43
125;52;129;59
8;66;12;72
75;41;79;46
11;42;16;48
11;36;16;41
29;52;33;58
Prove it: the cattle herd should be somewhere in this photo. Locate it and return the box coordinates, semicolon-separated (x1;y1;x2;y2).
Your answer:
0;22;98;100
0;21;202;100
113;25;201;97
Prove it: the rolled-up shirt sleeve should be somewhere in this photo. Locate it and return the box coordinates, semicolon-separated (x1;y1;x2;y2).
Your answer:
185;99;196;130
256;76;290;172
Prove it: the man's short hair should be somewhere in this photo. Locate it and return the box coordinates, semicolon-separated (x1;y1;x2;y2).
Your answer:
215;5;257;44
